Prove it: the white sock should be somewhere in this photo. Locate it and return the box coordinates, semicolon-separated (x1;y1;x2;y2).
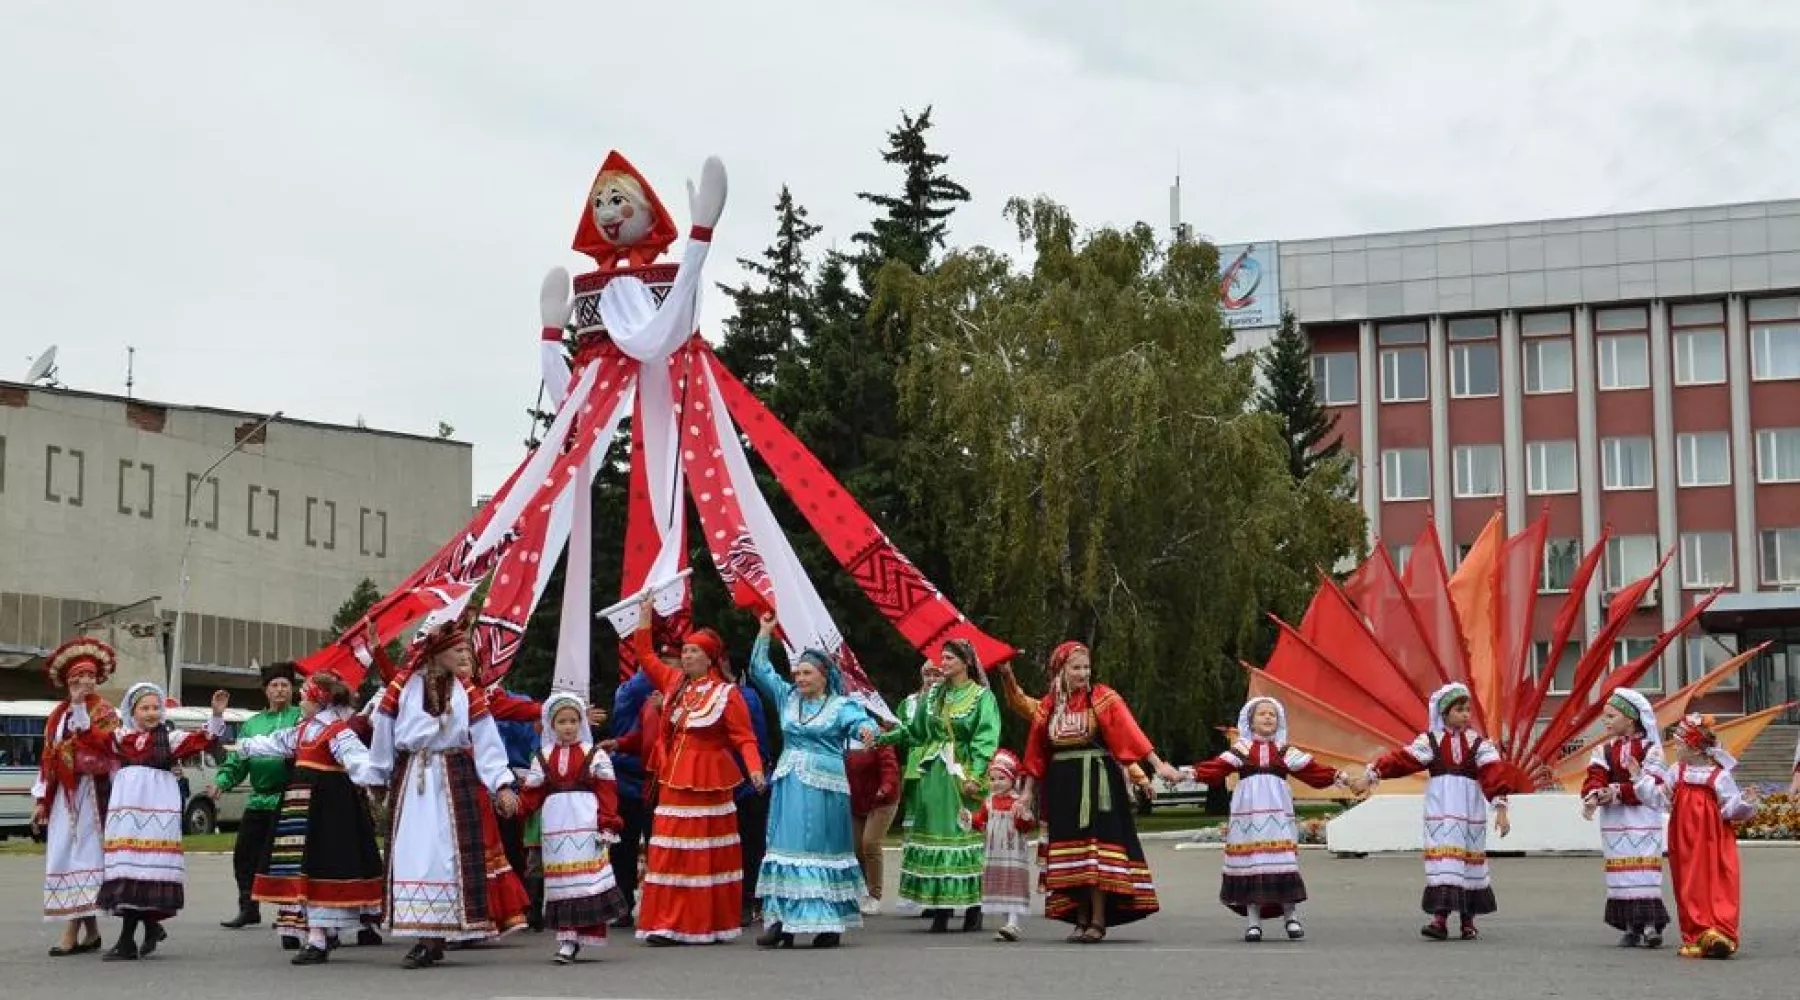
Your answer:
1246;911;1262;930
1284;904;1299;922
308;929;328;949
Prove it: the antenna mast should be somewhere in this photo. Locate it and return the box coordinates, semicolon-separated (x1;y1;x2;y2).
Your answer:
126;346;136;399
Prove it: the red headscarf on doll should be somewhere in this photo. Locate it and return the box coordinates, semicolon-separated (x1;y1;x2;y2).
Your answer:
571;151;679;271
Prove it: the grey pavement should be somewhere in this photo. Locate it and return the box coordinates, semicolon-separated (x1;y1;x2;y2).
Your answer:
4;846;1797;1000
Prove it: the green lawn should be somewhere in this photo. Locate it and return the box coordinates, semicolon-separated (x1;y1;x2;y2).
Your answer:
0;832;238;856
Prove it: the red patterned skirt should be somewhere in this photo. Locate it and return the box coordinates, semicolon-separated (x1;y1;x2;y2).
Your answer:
635;786;743;943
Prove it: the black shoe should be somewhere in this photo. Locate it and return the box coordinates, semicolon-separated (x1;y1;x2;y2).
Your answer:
1244;926;1263;942
281;936;302;951
220;908;261;929
757;922;793;949
813;933;841;949
324;935;341;952
291;946;330;966
928;910;951;934
1420;922;1449;941
401;942;444;969
1285;918;1305;940
962;907;983;933
49;936;103;957
1643;929;1664;949
553;943;579;965
642;934;679;948
140;923;167;958
357;928;383;947
1620;930;1643;948
103;942;139;962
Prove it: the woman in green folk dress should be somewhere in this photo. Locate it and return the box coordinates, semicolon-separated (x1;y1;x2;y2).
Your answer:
878;639;1001;934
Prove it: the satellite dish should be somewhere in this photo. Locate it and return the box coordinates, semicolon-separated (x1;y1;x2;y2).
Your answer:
24;345;60;386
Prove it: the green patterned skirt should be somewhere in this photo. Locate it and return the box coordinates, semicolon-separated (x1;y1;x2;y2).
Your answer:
896;761;984;910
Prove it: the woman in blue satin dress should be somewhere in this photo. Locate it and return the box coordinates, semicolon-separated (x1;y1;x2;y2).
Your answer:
744;612;877;949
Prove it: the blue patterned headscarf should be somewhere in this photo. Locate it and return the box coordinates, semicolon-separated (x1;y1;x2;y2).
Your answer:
797;648;844;697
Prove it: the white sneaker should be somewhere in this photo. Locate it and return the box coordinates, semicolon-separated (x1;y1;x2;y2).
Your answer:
859;896;882;916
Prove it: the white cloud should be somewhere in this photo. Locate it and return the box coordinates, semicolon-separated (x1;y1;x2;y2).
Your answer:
5;0;1798;495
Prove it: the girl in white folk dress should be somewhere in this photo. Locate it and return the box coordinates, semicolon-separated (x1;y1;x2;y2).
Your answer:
74;683;230;961
973;749;1034;942
1579;687;1671;949
1184;697;1346;942
32;638;122;958
520;692;629;965
1355;683;1518;941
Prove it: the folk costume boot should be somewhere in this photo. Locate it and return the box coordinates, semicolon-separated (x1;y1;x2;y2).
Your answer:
221;896;261;929
962;906;984;933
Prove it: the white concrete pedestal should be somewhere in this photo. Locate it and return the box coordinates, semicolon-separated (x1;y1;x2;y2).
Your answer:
1325;793;1661;855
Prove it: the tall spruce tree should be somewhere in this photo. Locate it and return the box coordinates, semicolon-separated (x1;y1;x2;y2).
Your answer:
1256;307;1344;481
717;186;821;409
851;106;972;284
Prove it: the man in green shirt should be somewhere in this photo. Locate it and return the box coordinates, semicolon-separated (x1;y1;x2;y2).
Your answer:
213;662;300;933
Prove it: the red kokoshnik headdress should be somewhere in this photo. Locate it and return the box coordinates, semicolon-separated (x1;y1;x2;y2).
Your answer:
46;637;117;690
571;151;680;271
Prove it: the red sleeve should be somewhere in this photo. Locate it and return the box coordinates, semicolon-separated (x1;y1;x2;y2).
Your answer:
1369;745;1429;781
462;679;492;722
594;760;622;834
971;804;988;831
345;714;373;745
489;689;540;723
1189;754;1241;784
75;717;123;757
1475;759;1521;801
1614;780;1643;807
1580;761;1609;798
615;724;647;757
1022;716;1050;781
634;629;682;695
876;745;900;802
377;672;409;717
170;727;219;760
722;688;763;778
1290;758;1341;790
369;643;399;684
1093;687;1153;764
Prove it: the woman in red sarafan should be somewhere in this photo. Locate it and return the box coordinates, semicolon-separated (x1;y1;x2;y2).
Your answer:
1647;714;1759;959
1016;641;1183;944
627;594;766;946
32;638;122;956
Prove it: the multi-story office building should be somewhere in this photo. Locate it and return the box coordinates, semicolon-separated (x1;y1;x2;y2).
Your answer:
1254;199;1800;719
0;381;472;701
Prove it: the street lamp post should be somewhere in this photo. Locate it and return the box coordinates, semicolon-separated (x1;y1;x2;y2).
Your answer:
168;410;282;701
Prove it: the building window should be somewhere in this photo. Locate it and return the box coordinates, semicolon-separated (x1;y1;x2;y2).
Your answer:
1310;353;1357;406
1378;321;1428;346
1676;432;1731;487
1761;528;1800;585
1604;534;1661;591
1390;543;1413;574
1452;444;1503;498
1523;338;1573;394
1533;640;1584;694
1601;436;1654;491
1671;302;1727;386
1613;637;1662;692
1597;334;1651;390
1685;634;1741;691
1679;532;1734;589
1450;342;1499;398
1755;428;1800;483
1749;296;1800;381
1541;537;1582;593
1381;448;1430;501
1521;311;1573;338
1380;349;1428;402
1525;440;1578;495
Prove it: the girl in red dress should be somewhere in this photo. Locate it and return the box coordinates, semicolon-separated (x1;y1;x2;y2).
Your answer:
1647;714;1758;959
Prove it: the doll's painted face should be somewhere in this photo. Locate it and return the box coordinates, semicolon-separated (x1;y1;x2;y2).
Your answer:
589;171;656;248
1600;704;1634;740
552;706;584;746
990;771;1015;796
132;692;165;729
1251;702;1281;739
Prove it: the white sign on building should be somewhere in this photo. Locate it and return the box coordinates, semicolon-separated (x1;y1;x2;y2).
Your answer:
1216;242;1282;330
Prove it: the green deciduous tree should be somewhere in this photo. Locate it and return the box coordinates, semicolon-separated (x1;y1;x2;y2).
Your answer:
891;198;1366;760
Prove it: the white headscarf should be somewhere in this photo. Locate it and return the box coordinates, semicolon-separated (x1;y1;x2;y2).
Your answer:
1237;696;1288;746
539;690;591;755
120;681;166;733
1606;688;1658;742
1427;682;1473;735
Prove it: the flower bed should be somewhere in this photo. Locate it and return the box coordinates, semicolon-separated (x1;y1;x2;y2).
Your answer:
1735;788;1800;841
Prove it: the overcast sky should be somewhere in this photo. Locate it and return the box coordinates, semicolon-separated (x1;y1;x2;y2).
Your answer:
5;1;1798;497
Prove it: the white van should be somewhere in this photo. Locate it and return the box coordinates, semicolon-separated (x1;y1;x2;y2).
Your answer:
0;700;255;839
